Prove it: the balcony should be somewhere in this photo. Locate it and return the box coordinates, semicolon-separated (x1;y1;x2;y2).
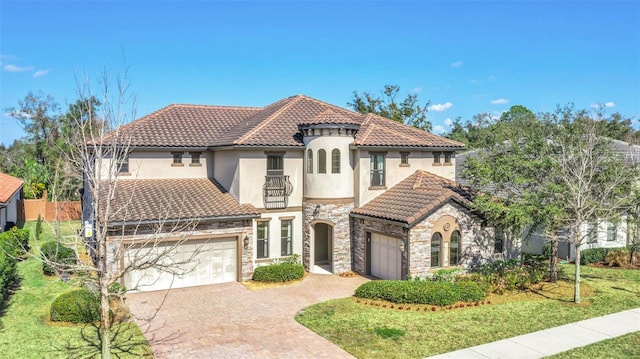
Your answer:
263;175;293;210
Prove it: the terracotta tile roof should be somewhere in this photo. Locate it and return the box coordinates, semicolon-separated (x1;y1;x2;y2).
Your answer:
103;94;464;149
0;172;24;203
298;109;361;127
355;114;465;148
98;178;258;224
352;170;474;226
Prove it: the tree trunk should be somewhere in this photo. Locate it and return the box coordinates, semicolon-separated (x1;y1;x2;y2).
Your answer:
574;243;581;304
100;288;111;359
549;235;558;283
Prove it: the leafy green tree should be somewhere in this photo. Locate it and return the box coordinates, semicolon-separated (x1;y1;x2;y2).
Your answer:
348;85;432;131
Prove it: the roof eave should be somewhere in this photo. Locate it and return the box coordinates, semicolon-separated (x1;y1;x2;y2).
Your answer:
351;145;465;151
350;212;410;228
105;213;261;228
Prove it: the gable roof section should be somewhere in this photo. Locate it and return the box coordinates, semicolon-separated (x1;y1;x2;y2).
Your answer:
352;170;474;227
0;172;24;203
98;178;258;224
102;94;464;149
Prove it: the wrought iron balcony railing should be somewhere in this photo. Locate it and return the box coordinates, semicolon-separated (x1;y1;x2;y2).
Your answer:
263;175;293;209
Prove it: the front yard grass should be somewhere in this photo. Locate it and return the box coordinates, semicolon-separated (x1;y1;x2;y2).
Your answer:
0;221;152;358
545;331;640;359
295;265;640;359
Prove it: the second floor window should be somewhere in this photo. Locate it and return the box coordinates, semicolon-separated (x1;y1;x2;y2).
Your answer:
190;152;201;165
172;152;183;165
318;149;327;173
444;152;452;164
306;149;313;173
433;152;441;164
370;153;385;186
400;152;409;166
117;156;129;174
331;149;340;173
267;154;284;176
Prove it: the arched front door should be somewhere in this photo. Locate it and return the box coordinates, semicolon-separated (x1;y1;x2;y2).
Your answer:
313;222;333;272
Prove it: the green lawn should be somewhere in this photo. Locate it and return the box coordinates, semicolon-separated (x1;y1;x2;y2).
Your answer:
545;331;640;359
296;265;640;359
0;221;151;358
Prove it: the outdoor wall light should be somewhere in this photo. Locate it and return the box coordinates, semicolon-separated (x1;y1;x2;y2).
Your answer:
243;235;249;249
399;242;406;252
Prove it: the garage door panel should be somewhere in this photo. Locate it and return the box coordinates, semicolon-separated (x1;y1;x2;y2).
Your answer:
370;233;402;280
124;237;237;292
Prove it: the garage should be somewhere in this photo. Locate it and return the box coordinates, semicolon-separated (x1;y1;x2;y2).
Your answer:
370;233;402;280
124;237;238;292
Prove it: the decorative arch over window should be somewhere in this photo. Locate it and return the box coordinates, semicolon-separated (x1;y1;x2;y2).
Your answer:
306;149;313;173
331;149;340;173
318;149;327;173
450;230;460;266
431;232;442;268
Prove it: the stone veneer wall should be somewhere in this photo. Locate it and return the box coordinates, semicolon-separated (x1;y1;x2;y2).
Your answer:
351;217;408;277
303;201;354;274
107;219;254;281
409;202;493;279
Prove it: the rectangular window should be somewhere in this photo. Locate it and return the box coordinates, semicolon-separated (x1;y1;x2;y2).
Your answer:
281;220;293;256
267;154;284;176
257;221;269;259
117;156;129;173
172;152;183;165
444;152;452;164
370;153;385;186
190;152;201;165
606;223;617;242
400;152;409;166
433;152;441;164
587;222;598;243
494;228;504;253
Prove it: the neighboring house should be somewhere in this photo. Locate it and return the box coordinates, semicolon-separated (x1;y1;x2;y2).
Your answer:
0;172;25;231
456;139;640;260
86;94;497;291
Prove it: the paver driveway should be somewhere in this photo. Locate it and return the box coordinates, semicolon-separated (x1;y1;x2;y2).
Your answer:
126;273;369;358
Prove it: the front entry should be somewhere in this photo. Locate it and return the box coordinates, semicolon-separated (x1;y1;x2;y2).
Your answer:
313;223;333;272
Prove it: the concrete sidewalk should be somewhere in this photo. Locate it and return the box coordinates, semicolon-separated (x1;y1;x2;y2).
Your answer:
426;308;640;359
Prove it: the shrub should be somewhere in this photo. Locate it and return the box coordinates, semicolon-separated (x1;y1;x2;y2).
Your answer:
50;288;100;323
472;258;546;294
431;268;464;282
581;248;608;265
40;241;77;275
253;262;305;282
0;250;17;302
354;279;486;306
0;226;30;258
108;282;127;296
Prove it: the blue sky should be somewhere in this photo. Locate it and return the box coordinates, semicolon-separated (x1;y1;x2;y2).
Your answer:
1;1;639;145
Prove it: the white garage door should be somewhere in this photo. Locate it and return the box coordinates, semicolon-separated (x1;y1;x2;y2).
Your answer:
124;237;237;292
371;233;402;280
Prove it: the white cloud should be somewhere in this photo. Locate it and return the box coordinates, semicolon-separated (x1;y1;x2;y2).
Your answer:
433;125;446;134
490;98;509;105
590;101;616;109
33;69;50;78
450;61;463;68
3;64;34;72
429;102;453;112
444;118;453;127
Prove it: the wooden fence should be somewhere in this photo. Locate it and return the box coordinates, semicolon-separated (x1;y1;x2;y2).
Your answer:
23;192;81;221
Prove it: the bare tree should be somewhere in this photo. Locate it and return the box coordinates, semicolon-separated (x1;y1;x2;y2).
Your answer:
43;68;202;358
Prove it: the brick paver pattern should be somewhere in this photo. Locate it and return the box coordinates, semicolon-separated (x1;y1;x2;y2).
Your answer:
127;273;369;358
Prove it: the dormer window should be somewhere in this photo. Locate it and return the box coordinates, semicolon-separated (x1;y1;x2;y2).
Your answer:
190;152;202;166
172;152;184;167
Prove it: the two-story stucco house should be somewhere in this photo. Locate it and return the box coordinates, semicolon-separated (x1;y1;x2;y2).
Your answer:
86;95;496;292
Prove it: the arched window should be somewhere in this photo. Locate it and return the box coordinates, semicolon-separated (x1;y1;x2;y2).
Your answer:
306;149;313;173
318;149;327;173
431;233;442;268
450;230;460;266
331;149;340;173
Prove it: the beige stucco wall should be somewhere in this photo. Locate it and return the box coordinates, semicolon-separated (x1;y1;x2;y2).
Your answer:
304;135;354;199
355;150;457;207
102;150;212;180
213;150;241;201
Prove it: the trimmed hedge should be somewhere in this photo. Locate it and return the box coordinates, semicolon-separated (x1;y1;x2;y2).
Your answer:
40;241;77;275
354;279;486;306
50;288;101;323
0;226;30;258
253;263;305;282
0;249;17;303
581;248;608;265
